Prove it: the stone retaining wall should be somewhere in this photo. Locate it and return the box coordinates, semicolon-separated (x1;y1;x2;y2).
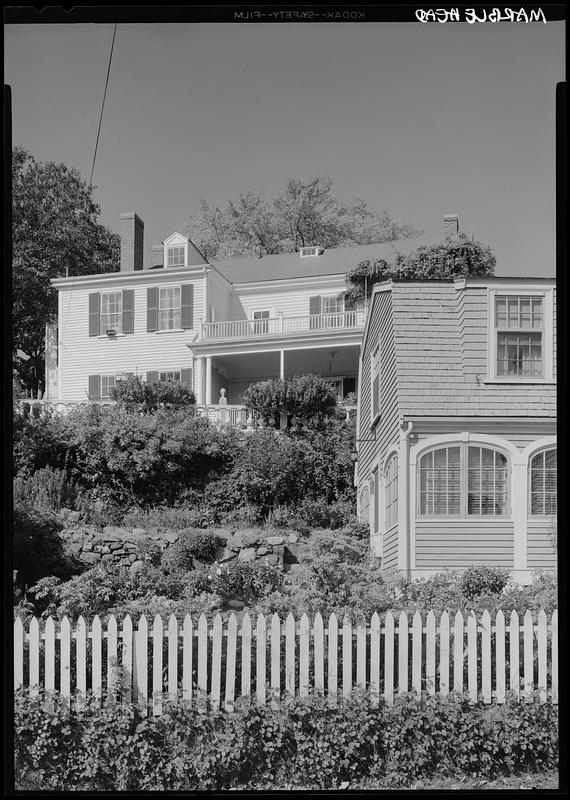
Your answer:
58;522;301;573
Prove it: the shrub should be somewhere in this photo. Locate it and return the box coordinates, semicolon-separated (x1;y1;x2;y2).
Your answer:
460;565;509;601
110;374;195;412
161;530;225;572
210;560;284;604
13;506;81;589
14;691;557;791
242;374;337;425
13;466;78;512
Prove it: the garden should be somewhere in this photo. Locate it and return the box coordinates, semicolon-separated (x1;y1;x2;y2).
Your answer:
13;376;558;791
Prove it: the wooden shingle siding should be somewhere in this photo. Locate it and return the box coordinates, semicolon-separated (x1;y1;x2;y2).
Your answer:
527;520;557;568
415;521;514;568
383;524;399;570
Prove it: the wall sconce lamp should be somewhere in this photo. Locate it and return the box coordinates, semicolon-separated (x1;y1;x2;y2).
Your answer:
350;435;377;463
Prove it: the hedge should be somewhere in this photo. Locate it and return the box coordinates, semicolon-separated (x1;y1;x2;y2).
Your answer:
14;690;557;791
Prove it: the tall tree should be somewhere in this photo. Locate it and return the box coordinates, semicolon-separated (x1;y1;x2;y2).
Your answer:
346;232;496;301
12;146;120;397
186;174;419;259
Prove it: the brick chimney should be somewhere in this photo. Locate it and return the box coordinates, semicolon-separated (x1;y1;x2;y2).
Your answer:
443;214;459;237
120;212;144;271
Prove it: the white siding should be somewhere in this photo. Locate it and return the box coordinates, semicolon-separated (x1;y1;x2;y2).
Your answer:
415;521;514;568
58;275;205;403
230;276;350;321
527;519;557;569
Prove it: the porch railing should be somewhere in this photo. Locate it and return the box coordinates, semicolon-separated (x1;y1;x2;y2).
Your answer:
201;310;366;342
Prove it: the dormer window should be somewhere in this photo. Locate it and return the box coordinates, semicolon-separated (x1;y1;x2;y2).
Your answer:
299;246;322;258
167;246;185;267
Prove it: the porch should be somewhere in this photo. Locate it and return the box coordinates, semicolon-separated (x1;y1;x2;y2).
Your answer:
192;343;361;406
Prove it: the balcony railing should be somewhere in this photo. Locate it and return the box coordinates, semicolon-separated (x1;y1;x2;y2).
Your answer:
200;310;365;342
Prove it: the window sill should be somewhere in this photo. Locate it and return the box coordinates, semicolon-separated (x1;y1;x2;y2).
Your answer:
483;378;555;385
155;328;185;334
96;333;127;339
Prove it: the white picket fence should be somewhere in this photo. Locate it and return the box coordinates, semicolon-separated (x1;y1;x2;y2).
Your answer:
14;609;557;714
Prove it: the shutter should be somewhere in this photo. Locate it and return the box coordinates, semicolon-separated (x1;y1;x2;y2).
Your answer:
180;368;193;389
146;371;159;385
309;295;321;330
181;284;194;329
147;287;158;331
122;289;134;334
88;293;100;337
88;374;101;400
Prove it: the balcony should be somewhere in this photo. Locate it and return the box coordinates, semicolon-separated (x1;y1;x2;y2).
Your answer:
200;310;365;343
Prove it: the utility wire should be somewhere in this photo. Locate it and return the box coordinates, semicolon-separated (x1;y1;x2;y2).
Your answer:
89;24;117;188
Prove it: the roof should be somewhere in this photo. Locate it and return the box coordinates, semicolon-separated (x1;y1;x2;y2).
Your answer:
210;235;441;284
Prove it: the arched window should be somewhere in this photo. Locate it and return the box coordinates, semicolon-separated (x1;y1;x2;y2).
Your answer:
358;485;370;523
385;454;398;528
529;448;557;515
418;444;509;517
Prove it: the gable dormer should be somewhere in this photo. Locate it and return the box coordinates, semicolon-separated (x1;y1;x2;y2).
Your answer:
163;232;209;269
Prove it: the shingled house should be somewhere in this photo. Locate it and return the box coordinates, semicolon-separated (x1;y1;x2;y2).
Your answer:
355;277;556;582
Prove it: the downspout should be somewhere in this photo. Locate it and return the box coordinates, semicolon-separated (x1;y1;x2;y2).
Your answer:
399;420;414;577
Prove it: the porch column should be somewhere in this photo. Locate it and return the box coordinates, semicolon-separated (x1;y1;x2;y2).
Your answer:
194;357;205;404
205;356;213;405
280;350;285;380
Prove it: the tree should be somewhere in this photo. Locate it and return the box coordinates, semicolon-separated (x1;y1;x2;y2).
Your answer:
12;146;120;397
186;174;419;259
346;231;496;301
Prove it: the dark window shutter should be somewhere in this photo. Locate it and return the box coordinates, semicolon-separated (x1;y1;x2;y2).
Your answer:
309;295;321;330
180;368;193;389
122;289;134;334
181;284;194;329
88;374;101;400
146;371;159;385
88;293;100;337
147;287;158;332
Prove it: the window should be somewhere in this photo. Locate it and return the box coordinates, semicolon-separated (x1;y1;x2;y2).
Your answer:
159;370;181;383
530;449;557;515
253;310;270;334
167;246;185;267
385;454;399;528
100;374;116;399
101;291;122;333
299;246;321;258
494;294;544;378
159;286;181;330
419;444;509;517
321;296;342;328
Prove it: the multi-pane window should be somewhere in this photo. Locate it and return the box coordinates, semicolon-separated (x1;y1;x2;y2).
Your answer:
159;286;181;330
100;375;116;399
385;454;399;528
167;246;185;267
321;296;342;328
530;449;557;515
253;310;270;334
101;291;122;333
495;295;543;377
419;445;508;517
158;370;181;383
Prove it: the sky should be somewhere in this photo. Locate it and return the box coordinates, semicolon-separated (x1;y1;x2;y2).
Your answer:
5;18;565;276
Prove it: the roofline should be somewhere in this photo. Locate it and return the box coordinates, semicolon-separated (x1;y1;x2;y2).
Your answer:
51;264;208;289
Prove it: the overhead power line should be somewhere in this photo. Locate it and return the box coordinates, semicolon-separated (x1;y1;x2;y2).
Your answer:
89;23;117;188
